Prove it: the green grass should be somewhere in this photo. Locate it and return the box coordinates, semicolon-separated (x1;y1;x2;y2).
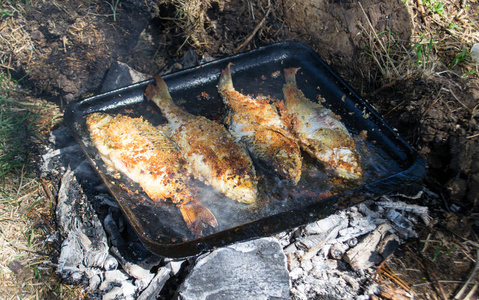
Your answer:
106;0;120;22
408;33;440;71
424;0;445;16
449;47;470;68
0;75;38;180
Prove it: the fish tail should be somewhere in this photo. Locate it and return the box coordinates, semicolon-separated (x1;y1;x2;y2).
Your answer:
218;62;235;92
145;74;178;114
179;199;218;237
284;67;301;85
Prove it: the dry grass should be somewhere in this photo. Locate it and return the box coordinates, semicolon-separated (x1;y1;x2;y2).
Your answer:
0;87;76;299
0;3;68;293
156;0;213;53
362;0;479;86
0;1;35;74
0;174;56;299
0;81;70;299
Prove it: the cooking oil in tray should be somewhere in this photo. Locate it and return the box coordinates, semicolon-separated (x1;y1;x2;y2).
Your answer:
125;130;402;244
195;134;402;232
84;82;404;243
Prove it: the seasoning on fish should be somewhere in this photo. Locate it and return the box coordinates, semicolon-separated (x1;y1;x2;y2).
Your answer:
282;67;362;180
86;112;218;237
218;63;302;185
145;75;258;204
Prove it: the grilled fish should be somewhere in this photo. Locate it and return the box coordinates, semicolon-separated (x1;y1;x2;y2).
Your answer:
86;112;218;237
282;67;362;180
145;75;258;204
218;63;302;185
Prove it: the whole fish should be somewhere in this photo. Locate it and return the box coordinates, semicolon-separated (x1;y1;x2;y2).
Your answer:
86;112;218;237
145;75;258;204
218;63;302;185
282;67;362;180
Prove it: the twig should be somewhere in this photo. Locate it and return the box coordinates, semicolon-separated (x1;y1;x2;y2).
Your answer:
415;0;427;24
464;282;478;300
15;164;26;198
374;254;412;291
383;100;406;116
444;87;472;113
466;240;479;249
467;132;479;139
409;243;448;300
247;0;255;20
382;263;411;291
374;253;392;281
422;233;432;253
366;79;400;97
235;0;271;53
412;280;466;287
40;179;54;203
454;249;479;299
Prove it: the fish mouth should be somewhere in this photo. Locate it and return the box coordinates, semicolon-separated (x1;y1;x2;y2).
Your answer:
330;148;362;180
334;168;363;180
273;148;302;185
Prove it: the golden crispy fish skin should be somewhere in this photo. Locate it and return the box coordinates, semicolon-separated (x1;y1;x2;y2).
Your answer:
218;63;302;185
86;112;218;237
282;67;362;180
145;75;258;204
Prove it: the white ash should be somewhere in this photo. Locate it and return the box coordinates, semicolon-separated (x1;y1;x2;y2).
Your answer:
54;167;171;299
278;196;430;300
56;168;110;285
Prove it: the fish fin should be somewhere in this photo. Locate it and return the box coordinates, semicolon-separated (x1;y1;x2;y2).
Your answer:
156;124;175;141
179;200;218;237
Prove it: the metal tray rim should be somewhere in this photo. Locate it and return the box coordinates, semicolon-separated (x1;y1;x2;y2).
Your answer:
65;41;427;258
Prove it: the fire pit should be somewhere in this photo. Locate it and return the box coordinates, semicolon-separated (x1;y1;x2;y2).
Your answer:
65;41;426;258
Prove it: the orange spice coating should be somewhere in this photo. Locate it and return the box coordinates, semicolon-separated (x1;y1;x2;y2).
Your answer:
86;112;217;237
145;75;258;204
218;63;303;185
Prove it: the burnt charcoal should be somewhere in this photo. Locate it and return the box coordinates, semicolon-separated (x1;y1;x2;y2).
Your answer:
101;61;149;93
282;197;431;299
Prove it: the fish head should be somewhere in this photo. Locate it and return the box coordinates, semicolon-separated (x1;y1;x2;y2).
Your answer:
274;147;302;185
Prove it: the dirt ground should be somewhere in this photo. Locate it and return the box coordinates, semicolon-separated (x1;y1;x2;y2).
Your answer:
1;0;479;299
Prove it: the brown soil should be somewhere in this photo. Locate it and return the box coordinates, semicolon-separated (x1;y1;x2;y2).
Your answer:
1;0;479;299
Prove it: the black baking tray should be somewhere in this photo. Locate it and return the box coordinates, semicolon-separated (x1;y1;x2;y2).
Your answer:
65;41;426;258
